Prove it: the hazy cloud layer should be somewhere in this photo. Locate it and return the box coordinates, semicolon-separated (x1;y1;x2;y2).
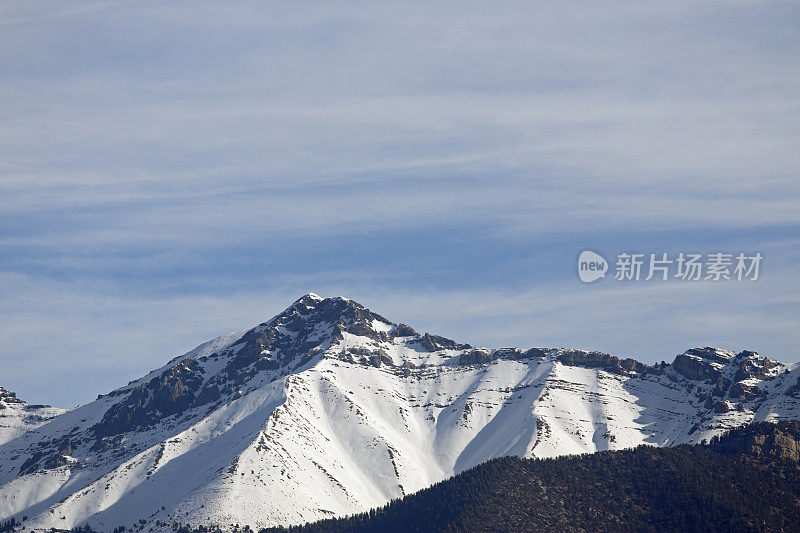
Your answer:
1;1;798;406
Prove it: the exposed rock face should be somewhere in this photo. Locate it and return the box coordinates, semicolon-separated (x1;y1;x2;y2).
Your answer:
787;376;800;399
224;294;350;373
710;420;800;462
391;324;418;338
687;347;734;364
418;333;471;352
43;438;73;469
733;351;781;381
521;348;550;360
714;401;730;414
729;382;760;402
458;347;541;365
0;387;25;408
18;451;44;476
492;347;524;360
558;350;649;375
669;348;787;420
673;349;725;381
459;348;493;365
19;436;75;475
367;353;394;368
710;376;730;397
93;359;205;437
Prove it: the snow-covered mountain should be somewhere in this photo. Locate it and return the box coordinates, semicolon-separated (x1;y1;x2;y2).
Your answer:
2;293;799;531
0;388;64;446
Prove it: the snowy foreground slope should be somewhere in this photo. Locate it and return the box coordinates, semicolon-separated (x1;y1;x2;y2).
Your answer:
2;294;800;531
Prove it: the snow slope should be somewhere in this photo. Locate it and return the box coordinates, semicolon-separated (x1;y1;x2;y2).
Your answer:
1;294;799;531
0;387;64;446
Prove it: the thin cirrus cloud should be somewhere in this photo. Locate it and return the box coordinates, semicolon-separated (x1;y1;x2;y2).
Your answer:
0;0;799;406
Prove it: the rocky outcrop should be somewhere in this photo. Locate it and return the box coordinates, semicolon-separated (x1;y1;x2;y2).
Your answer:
0;387;25;408
458;347;542;365
457;346;650;373
710;376;731;398
391;324;418;338
521;348;550;360
459;348;493;365
729;382;760;402
18;437;74;475
93;359;204;437
673;349;782;404
558;350;649;375
685;347;733;364
18;451;44;476
367;353;394;368
732;352;781;381
714;401;730;414
673;352;722;381
786;376;800;399
492;348;524;360
418;333;471;352
710;421;800;462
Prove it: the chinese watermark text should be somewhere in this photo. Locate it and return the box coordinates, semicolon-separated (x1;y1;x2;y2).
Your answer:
578;251;762;283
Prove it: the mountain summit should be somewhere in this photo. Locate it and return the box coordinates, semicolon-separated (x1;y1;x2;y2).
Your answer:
1;294;799;531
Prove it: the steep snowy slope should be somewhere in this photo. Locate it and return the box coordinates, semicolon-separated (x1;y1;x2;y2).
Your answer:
0;387;64;446
1;294;799;531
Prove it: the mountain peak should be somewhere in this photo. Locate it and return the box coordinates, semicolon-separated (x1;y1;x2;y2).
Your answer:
672;347;780;383
290;292;324;307
2;295;799;532
0;386;24;407
270;293;367;325
91;294;397;438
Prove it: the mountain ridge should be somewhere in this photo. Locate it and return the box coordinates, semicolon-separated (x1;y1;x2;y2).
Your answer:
1;293;799;531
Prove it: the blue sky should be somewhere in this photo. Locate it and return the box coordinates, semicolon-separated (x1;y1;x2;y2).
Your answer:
1;1;799;407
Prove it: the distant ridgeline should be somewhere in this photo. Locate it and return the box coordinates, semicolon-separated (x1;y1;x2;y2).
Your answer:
159;421;800;533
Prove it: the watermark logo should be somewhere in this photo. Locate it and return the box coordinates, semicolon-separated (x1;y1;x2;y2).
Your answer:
578;251;762;283
578;250;608;283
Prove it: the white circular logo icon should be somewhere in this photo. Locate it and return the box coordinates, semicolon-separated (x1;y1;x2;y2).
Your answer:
578;250;608;283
